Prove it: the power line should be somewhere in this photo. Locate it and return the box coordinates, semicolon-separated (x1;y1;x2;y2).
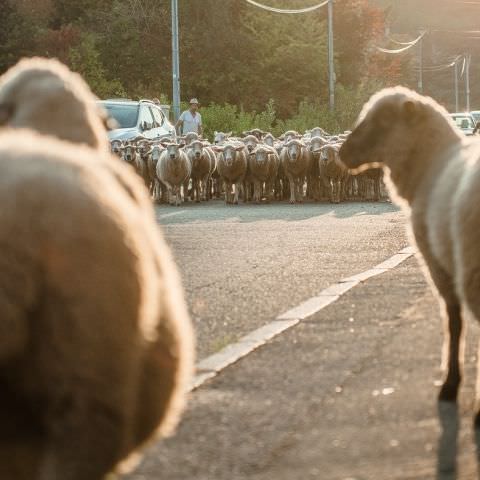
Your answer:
245;0;330;14
376;31;427;54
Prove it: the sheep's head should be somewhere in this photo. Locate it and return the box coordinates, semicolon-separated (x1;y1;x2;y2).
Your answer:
151;145;163;165
250;145;273;164
284;139;305;162
242;134;259;153
310;127;326;137
214;143;243;166
214;131;232;145
181;132;200;145
0;57;108;151
309;136;328;156
123;143;136;163
110;140;123;156
282;130;300;143
187;140;205;163
339;86;458;174
163;142;184;161
263;133;275;147
320;144;339;166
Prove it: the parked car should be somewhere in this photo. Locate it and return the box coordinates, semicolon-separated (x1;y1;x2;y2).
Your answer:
449;112;476;136
98;99;176;141
470;110;480;125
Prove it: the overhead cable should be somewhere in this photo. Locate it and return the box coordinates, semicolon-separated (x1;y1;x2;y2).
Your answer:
376;31;427;54
245;0;330;14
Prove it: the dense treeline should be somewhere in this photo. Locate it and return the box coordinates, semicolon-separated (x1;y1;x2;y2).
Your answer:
1;0;478;132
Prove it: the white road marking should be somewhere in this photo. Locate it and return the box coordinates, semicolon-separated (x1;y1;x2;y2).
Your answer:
157;210;186;219
189;247;416;391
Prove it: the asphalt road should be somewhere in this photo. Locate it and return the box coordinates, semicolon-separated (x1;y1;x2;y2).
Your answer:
125;200;479;479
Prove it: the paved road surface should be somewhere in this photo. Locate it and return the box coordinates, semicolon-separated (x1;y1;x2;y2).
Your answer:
125;201;479;479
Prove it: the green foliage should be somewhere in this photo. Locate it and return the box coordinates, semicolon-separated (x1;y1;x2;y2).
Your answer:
69;33;126;98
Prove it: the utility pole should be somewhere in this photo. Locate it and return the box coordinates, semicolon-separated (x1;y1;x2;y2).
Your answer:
418;30;425;94
465;53;471;112
327;0;335;111
171;0;181;122
454;57;459;112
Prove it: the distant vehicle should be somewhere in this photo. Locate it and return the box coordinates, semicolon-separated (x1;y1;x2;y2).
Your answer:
449;112;476;136
98;99;176;142
470;110;480;124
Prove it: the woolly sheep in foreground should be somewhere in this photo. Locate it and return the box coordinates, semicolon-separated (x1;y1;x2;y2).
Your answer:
339;86;480;423
0;130;194;480
0;57;109;151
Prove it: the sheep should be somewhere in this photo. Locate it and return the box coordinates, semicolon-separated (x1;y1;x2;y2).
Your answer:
243;128;264;140
213;131;232;145
147;143;166;202
263;133;276;148
0;57;109;151
0;129;194;480
279;139;311;203
247;145;279;203
213;143;247;204
135;138;153;188
157;142;191;206
179;131;201;145
319;143;348;204
242;134;260;153
185;140;215;202
307;135;329;201
110;139;123;157
339;85;480;423
281;130;301;143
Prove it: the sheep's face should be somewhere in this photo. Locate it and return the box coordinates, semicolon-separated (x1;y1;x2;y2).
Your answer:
264;135;275;147
166;144;181;160
340;88;425;173
309;136;326;156
222;145;243;166
151;145;162;165
243;135;258;153
320;145;337;166
184;132;199;145
253;147;269;164
110;140;122;156
123;144;136;163
214;131;231;145
310;127;324;137
189;141;204;161
285;140;304;162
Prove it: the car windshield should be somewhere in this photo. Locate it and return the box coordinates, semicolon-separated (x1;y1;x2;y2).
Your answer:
471;112;480;123
451;115;474;129
102;103;139;129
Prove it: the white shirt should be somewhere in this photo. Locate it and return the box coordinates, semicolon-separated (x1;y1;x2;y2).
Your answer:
179;110;202;134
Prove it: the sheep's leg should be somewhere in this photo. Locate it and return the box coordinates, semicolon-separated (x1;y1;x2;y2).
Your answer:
438;302;463;403
254;180;261;204
233;182;241;205
225;181;231;204
287;175;296;204
373;177;381;202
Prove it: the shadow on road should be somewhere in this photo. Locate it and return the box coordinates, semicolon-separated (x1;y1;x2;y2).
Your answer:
437;401;459;479
156;200;399;224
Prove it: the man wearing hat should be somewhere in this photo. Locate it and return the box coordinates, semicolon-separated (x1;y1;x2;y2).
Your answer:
176;98;203;136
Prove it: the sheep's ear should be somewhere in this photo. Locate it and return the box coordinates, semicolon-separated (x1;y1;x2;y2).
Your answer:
0;103;14;126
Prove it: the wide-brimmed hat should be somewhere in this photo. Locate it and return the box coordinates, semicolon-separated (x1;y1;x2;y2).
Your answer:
189;98;199;104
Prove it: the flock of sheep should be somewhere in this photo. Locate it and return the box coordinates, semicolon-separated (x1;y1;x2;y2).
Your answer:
2;52;480;480
111;127;387;206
